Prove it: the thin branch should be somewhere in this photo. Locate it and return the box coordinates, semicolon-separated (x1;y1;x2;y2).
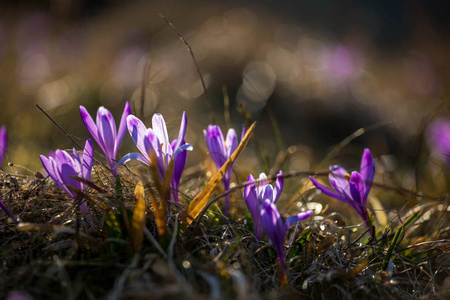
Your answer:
222;85;231;128
159;13;216;124
243;75;284;151
36;104;83;149
140;61;151;119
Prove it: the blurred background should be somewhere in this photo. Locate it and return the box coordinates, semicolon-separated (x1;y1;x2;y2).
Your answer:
0;0;449;188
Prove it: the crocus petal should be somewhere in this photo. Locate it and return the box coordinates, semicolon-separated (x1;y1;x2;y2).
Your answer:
54;150;79;191
80;106;112;170
172;142;194;191
224;128;238;182
170;140;187;203
152;113;170;156
349;171;366;214
260;199;286;269
115;101;131;156
257;173;269;195
172;143;194;157
273;170;284;203
329;165;351;198
55;150;75;172
127;115;150;160
360;148;375;200
144;129;165;177
225;128;238;159
46;156;66;191
58;163;79;198
82;139;94;181
205;125;227;169
309;176;360;211
40;155;63;190
97;107;116;162
80;106;99;143
0;125;7;167
71;148;83;177
244;174;262;240
244;174;256;190
240;125;246;141
114;152;150;168
174;111;188;152
285;210;313;230
261;184;274;204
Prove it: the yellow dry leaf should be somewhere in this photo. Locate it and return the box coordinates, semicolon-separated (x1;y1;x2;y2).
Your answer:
17;223;63;232
181;122;256;225
347;259;369;278
132;181;146;253
149;191;167;236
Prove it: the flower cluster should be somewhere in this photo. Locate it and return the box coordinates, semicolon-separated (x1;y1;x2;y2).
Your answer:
0;99;384;277
36;107;193;224
38;107;193;221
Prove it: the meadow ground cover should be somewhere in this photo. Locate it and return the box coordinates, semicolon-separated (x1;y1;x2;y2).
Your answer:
0;100;449;299
1;2;450;299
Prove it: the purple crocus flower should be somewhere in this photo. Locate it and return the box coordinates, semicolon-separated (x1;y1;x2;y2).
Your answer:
260;199;313;270
309;148;375;236
40;139;94;225
204;125;245;215
243;171;284;240
0;125;7;167
115;112;192;202
80;102;131;175
427;118;450;165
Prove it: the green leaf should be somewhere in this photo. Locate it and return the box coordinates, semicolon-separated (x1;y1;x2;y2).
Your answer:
382;226;403;270
286;227;312;262
297;227;312;248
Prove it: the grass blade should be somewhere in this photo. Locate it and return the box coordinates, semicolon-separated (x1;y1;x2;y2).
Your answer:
382;226;403;270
